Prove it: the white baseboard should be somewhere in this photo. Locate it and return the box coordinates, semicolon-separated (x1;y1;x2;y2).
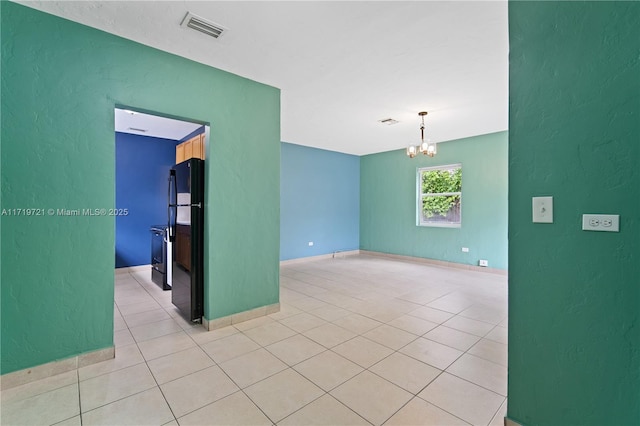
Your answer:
1;346;115;390
280;250;361;266
203;303;281;331
359;250;507;275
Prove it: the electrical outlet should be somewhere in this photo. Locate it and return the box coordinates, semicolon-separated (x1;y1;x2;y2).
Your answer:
479;259;488;267
461;247;469;253
582;214;619;232
308;241;314;247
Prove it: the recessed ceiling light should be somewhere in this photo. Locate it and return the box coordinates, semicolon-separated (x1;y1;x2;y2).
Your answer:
378;118;399;125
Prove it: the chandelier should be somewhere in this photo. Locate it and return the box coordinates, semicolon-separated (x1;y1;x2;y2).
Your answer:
406;111;436;158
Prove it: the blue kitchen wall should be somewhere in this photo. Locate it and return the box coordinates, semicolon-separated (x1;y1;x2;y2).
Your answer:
280;142;360;260
116;132;179;267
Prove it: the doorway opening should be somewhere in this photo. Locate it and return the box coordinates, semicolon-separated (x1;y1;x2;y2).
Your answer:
114;106;208;325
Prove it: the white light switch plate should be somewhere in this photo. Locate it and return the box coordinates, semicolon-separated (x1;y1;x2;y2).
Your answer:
582;214;619;232
532;196;553;223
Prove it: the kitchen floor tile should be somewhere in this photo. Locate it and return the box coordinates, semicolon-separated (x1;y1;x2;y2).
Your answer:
308;304;350;321
129;318;183;343
244;368;324;423
80;387;173;426
330;371;412;425
1;371;77;404
265;334;326;366
446;353;507;396
113;329;135;347
177;391;271;426
490;398;508;426
387;315;439;336
485;325;508;344
122;308;172;328
384;397;469;425
459;304;506;325
287;296;329;312
116;299;162;317
147;346;214;384
294;350;363;391
267;303;302;320
278;394;369;426
279;313;328;333
442;315;495;337
188;324;238;346
52;415;81;426
200;332;260;363
302;323;356;348
407;306;455;324
160;365;239;418
137;331;196;361
78;344;144;381
369;352;441;394
0;383;79;426
399;337;463;370
362;324;417;350
423;326;480;351
418;372;504;426
332;313;382;334
219;348;288;388
331;336;393;368
468;338;508;367
243;321;297;346
79;363;156;412
232;315;275;331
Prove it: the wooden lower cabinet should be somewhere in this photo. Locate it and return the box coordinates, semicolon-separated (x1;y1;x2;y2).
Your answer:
175;224;191;271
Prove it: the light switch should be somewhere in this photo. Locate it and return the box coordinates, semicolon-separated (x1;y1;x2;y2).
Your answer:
532;196;553;223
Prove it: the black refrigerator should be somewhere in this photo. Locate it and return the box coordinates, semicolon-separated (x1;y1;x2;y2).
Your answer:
168;158;204;322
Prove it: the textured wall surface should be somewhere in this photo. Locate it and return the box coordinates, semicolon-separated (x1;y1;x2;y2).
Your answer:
360;132;508;269
1;2;280;374
508;2;640;424
115;132;178;268
280;142;360;260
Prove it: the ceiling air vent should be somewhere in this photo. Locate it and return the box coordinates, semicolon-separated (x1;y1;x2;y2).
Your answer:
128;127;148;133
181;12;227;39
378;118;399;125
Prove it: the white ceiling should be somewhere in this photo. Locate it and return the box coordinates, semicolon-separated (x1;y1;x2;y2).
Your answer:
19;1;509;156
114;108;203;140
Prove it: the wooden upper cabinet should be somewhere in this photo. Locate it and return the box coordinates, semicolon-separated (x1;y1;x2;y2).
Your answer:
192;134;204;159
176;134;205;163
176;143;185;163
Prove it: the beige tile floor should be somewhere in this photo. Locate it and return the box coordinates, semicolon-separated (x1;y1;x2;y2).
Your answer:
1;255;508;425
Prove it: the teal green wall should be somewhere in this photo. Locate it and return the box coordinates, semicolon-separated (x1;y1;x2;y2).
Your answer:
508;2;639;425
360;132;508;270
0;2;280;374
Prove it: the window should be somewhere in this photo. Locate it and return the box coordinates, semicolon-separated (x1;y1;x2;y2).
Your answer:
417;164;462;227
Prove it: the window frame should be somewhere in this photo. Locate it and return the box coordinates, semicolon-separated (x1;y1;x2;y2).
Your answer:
416;163;462;228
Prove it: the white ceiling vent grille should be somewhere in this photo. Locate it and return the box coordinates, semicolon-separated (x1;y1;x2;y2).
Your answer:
378;118;399;125
181;12;227;39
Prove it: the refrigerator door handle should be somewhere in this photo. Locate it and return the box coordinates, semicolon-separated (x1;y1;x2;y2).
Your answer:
168;170;177;242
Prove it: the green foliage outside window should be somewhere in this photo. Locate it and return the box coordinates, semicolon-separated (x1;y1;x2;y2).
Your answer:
421;167;462;222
